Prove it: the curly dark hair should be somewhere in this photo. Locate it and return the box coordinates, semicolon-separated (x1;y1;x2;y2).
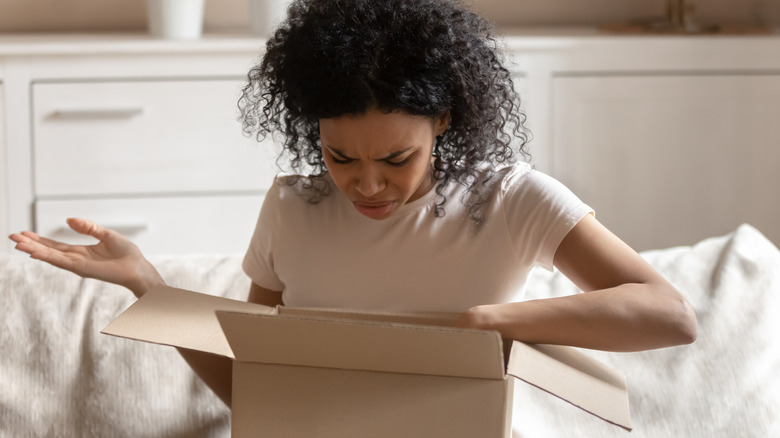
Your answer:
239;0;530;224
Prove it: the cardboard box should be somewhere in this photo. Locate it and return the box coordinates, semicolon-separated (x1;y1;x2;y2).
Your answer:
102;285;632;437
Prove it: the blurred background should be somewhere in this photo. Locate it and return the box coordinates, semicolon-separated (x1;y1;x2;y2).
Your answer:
1;0;779;33
1;0;779;254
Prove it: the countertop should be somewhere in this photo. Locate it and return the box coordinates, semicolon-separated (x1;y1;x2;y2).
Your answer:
1;26;778;56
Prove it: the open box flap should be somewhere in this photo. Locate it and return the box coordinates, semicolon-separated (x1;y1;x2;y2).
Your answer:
216;310;506;379
506;341;632;431
278;306;463;327
101;285;276;358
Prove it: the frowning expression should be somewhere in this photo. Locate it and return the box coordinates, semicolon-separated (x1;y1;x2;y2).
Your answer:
319;108;449;220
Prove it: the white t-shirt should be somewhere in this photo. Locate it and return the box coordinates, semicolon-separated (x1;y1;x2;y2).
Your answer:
242;164;592;312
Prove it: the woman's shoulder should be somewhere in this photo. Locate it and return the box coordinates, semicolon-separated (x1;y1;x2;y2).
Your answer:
498;162;535;189
498;162;567;195
271;172;336;204
488;162;589;217
456;162;535;203
496;162;591;220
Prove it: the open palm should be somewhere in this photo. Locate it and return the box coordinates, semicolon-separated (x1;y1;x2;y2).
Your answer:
8;218;163;297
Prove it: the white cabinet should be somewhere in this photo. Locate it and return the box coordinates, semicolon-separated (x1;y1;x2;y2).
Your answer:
32;80;276;197
29;78;278;255
29;77;280;255
552;74;780;250
35;194;265;255
3;33;780;254
32;78;276;254
0;36;280;255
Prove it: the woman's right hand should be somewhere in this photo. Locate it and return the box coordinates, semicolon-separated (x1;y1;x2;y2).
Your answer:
8;218;164;297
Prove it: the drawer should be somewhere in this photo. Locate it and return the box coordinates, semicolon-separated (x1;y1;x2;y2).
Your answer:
33;80;278;197
35;195;265;256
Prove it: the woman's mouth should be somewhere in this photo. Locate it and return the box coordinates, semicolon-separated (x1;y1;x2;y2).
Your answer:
353;201;395;219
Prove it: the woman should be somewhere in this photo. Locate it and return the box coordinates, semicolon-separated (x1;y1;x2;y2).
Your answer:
9;0;697;408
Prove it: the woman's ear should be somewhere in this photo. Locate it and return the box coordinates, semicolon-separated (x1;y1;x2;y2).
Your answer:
435;110;451;136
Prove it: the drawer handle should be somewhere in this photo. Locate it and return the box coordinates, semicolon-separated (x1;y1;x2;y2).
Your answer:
53;223;150;237
51;108;145;119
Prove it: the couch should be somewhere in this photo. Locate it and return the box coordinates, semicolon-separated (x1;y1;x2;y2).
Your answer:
1;224;778;437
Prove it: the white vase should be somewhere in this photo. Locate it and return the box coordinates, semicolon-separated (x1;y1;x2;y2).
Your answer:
249;0;290;36
146;0;206;40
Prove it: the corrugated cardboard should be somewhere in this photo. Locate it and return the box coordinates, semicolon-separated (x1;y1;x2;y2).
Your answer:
102;285;632;436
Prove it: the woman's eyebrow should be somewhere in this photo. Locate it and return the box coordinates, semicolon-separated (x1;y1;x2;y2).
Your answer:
325;144;413;160
379;147;413;161
324;145;353;159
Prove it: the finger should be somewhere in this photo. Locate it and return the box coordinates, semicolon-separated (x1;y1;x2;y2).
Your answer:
16;233;89;269
9;232;48;254
12;230;80;257
14;236;68;261
10;231;95;279
66;218;113;241
28;244;84;273
9;233;37;256
18;231;74;253
10;230;44;240
8;232;27;244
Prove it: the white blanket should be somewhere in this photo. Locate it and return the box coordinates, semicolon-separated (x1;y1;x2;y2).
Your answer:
513;224;780;437
1;224;778;437
0;254;241;437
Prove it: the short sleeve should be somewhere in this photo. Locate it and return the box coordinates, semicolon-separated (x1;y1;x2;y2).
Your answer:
500;166;593;271
242;178;285;291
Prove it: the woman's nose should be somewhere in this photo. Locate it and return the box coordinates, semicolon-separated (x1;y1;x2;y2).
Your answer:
355;164;386;198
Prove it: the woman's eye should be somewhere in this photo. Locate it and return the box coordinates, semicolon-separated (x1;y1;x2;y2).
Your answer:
330;155;353;164
386;157;410;167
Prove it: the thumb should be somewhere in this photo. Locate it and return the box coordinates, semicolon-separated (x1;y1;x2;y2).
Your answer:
66;218;112;241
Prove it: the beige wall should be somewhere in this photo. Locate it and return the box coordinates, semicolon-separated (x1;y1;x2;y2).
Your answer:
0;0;249;32
476;0;780;27
0;0;778;33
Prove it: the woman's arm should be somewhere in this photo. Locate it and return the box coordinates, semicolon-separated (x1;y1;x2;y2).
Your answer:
456;214;698;352
181;282;283;406
9;219;284;407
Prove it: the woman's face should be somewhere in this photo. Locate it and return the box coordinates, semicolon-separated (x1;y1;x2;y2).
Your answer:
319;108;449;220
